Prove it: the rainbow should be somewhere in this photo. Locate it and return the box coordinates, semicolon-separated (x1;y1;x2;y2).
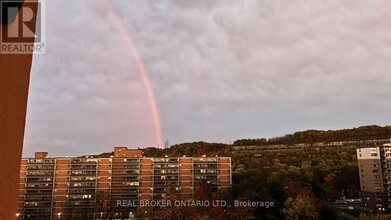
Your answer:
103;1;163;148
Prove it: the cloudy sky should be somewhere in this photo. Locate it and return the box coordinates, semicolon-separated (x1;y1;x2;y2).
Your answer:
23;0;391;156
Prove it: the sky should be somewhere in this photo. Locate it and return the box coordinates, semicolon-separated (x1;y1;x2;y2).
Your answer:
23;0;391;157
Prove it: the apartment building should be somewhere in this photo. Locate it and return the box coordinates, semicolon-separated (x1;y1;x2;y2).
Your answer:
357;140;391;211
17;147;232;219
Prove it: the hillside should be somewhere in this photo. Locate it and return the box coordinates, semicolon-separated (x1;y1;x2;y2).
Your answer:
234;125;391;146
95;125;391;158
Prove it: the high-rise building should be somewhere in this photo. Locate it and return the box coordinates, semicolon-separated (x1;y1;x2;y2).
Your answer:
17;147;232;219
357;140;391;211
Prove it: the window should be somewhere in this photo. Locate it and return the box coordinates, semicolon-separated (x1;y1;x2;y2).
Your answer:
124;182;139;186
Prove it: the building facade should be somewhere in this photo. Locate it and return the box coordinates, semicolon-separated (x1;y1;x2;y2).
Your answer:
357;140;391;211
17;147;232;219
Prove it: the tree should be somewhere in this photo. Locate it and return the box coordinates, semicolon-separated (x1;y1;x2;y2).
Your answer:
282;197;318;220
94;190;110;219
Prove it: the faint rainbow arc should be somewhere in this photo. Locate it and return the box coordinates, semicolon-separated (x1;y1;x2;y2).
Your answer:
103;1;164;148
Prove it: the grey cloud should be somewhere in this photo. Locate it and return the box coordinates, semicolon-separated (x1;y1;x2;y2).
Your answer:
23;0;391;156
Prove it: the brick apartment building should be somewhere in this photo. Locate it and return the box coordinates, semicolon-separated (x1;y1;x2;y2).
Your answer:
357;140;391;211
17;147;232;219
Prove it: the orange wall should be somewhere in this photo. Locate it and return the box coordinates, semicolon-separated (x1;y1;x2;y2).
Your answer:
53;159;70;215
114;147;143;157
179;158;193;195
140;158;153;200
218;158;231;188
97;158;112;191
0;1;38;219
35;152;49;159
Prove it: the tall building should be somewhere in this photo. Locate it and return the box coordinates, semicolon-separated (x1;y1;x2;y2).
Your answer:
357;140;391;211
17;147;232;219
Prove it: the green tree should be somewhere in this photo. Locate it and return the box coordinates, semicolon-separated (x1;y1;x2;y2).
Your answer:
282;197;318;220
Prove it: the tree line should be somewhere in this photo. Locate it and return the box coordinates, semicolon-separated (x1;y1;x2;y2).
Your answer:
234;125;391;146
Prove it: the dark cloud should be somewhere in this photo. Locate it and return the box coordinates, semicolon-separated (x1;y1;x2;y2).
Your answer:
23;0;391;156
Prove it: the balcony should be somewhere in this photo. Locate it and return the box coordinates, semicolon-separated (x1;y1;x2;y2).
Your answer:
70;167;97;171
111;172;139;177
69;177;96;182
24;196;52;201
27;170;54;174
